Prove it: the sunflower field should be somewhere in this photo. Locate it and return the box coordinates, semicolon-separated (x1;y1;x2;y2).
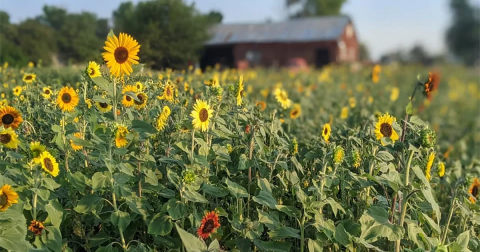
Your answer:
0;32;479;252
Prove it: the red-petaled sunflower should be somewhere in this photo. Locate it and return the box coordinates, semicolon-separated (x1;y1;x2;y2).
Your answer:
197;211;221;240
423;71;440;100
0;106;23;129
28;220;45;236
102;33;140;77
468;178;480;204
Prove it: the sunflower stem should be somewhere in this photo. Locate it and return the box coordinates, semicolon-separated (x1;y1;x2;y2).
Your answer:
191;129;195;162
442;196;457;244
113;79;117;121
62;113;69;172
365;146;377;205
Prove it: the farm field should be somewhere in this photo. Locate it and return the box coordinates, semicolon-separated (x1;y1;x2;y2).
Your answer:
0;32;479;252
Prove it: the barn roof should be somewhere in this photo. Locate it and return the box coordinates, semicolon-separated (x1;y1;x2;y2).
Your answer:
206;16;351;45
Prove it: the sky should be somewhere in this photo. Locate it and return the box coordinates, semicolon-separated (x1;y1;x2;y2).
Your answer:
1;0;479;60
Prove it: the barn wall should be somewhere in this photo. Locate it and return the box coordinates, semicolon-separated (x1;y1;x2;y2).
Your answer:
337;22;359;62
232;41;338;68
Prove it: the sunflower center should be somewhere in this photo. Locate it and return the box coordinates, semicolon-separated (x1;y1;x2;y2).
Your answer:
44;89;51;95
199;108;209;122
291;110;299;116
99;102;108;108
324;127;328;135
473;186;479;198
62;93;72;103
126;95;132;101
166;87;172;96
0;194;7;207
1;114;14;125
202;219;215;234
0;133;11;144
44;158;53;172
89;68;96;76
380;123;393;137
25;75;32;80
114;47;129;64
134;94;145;105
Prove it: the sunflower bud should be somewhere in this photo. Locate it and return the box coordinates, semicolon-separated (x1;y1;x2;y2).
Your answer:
182;170;196;185
437;161;445;178
291;138;298;155
333;146;345;165
420;128;436;148
226;144;233;153
351;150;361;168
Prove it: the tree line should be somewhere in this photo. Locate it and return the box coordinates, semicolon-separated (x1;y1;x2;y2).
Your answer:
0;0;222;69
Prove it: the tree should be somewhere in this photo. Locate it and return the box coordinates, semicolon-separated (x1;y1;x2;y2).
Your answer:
287;0;347;18
16;19;57;65
358;42;370;61
0;11;28;66
113;0;214;69
205;11;223;24
446;0;480;65
408;44;431;65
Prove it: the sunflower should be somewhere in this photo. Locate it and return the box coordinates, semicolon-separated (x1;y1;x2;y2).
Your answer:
340;107;349;119
390;87;400;102
289;104;301;119
184;82;189;92
204;76;220;88
236;75;244;106
115;125;129;148
437;161;445;178
0;99;7;108
42;87;53;99
134;92;148;110
374;113;399;146
28;220;45;236
334;146;344;165
0;106;23;129
102;33;140;77
349;97;356;108
57;86;79;112
70;132;83;151
95;101;112;113
197;211;221;240
423;71;440;100
469;178;480;203
0;127;18;149
0;184;19;211
157;82;175;102
322;123;331;143
13;86;22;96
274;88;292;109
39;151;59;177
121;85;137;107
425;152;435;181
135;82;144;91
30;141;46;163
372;65;381;83
156;106;171;131
28;62;34;68
22;73;36;84
86;61;101;78
256;101;267;111
191;99;214;132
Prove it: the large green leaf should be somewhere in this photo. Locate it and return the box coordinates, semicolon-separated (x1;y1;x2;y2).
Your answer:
45;199;63;228
183;190;209;203
74;194;103;213
268;226;300;239
92;171;111;192
202;183;229;197
148;213;173;236
132;120;157;134
111;210;131;232
225;178;249;198
334;223;350;246
175;224;207;252
252;190;277;209
360;205;404;242
42;226;62;252
253;240;292;252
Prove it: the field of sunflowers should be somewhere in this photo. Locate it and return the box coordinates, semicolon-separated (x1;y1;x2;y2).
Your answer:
0;32;479;252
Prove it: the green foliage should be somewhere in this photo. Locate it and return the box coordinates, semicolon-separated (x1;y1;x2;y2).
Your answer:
287;0;347;18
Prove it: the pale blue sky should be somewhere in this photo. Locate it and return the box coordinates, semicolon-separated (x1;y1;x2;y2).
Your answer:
1;0;479;60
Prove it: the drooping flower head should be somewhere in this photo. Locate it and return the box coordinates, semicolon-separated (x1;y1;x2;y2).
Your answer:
121;85;137;107
374;112;399;146
468;178;480;204
0;128;19;149
236;75;244;106
322;123;331;143
134;92;148;110
425;152;435;181
197;211;221;240
102;33;140;77
30;141;46;163
289;104;301;119
115;125;129;148
70;132;84;151
28;220;45;236
157;81;175;102
423;71;440;100
437;161;445;178
156;106;171;131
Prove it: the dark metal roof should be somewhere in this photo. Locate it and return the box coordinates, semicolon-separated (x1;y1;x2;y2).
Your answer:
206;16;351;45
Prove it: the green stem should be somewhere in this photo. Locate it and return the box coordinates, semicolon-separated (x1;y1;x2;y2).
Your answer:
300;214;306;252
319;162;328;198
191;129;195;162
113;79;117;121
365;147;378;204
394;151;415;252
442;198;456;244
111;179;127;250
404;150;414;187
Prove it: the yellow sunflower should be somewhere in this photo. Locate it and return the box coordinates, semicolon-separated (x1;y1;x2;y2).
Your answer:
39;151;59;177
437;161;445;178
322;123;331;143
13;86;22;96
135;82;144;91
0;128;18;149
0;184;19;212
102;32;140;77
204;76;220;88
469;178;480;203
86;61;101;78
0;106;23;129
57;86;79;112
30;141;46;163
372;65;381;83
156;106;171;131
390;87;400;102
0;99;7;108
22;73;36;84
191;99;214;132
374;112;399;146
425;152;435;181
70;132;83;151
115;125;129;148
157;82;175;102
121;85;137;107
95;101;112;113
236;75;244;106
274;88;292;109
42;87;53;99
289;104;301;119
134;92;148;110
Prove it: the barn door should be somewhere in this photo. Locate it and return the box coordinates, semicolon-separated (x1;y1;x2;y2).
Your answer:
315;48;330;68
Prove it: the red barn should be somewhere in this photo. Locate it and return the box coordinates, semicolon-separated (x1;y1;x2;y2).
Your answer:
200;16;358;69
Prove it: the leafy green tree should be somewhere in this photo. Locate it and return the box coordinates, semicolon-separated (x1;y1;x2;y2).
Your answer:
358;42;370;61
446;0;480;65
206;11;223;24
287;0;347;18
113;0;214;69
0;12;28;66
16;19;57;65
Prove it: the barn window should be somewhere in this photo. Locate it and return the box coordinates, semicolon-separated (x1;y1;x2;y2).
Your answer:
246;50;262;64
338;41;346;61
346;24;354;38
